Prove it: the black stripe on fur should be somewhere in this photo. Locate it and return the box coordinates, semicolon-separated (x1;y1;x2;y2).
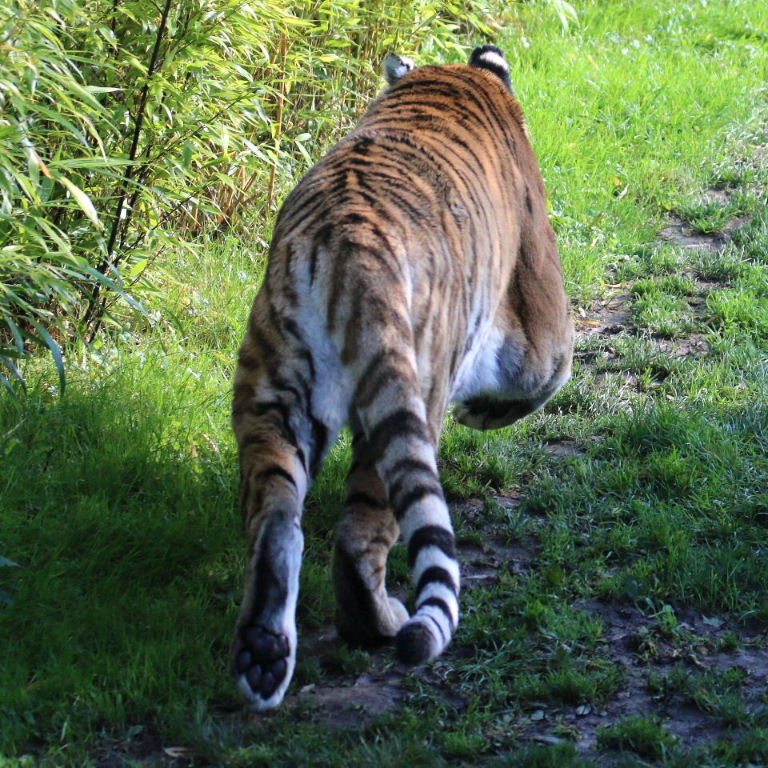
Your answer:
406;525;456;567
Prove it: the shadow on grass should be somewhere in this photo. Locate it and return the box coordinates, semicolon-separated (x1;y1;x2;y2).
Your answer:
0;377;245;750
0;367;357;759
2;364;766;763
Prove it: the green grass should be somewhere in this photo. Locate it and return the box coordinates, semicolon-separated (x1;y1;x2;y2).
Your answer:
2;0;768;765
648;666;759;729
597;715;676;761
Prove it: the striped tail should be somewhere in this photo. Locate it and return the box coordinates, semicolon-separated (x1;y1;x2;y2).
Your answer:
354;359;460;665
397;501;461;664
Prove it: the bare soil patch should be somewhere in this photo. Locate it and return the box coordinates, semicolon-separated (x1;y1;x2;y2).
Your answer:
659;218;734;251
575;292;633;338
520;600;768;758
654;334;711;358
292;674;406;728
97;729;190;768
659;190;746;251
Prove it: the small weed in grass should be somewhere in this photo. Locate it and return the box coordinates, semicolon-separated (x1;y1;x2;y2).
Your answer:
597;714;676;761
714;728;768;764
615;245;687;281
648;666;753;728
678;201;733;235
717;631;741;653
677;188;760;235
492;741;596;768
440;728;489;760
731;208;768;264
692;246;746;282
293;654;324;688
484;498;533;542
319;645;372;676
440;424;520;498
632;291;695;337
631;274;699;297
518;663;623;707
352;735;446;768
708;286;768;338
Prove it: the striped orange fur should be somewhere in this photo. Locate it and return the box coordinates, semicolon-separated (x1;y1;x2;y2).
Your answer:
232;45;573;710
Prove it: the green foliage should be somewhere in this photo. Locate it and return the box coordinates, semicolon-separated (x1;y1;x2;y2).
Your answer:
649;666;755;729
0;0;503;391
492;741;595;768
1;0;273;388
0;555;19;605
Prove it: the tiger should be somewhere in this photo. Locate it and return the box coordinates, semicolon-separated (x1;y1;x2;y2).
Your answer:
231;44;574;710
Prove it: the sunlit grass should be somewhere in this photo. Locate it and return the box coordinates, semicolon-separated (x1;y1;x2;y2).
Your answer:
1;0;768;764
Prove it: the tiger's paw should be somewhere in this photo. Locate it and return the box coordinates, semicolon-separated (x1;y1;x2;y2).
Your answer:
335;594;409;647
385;596;410;634
234;624;293;710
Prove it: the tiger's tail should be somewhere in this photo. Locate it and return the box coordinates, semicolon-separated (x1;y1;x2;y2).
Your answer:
349;323;459;665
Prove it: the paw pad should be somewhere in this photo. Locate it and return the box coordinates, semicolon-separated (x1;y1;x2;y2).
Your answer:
236;625;290;700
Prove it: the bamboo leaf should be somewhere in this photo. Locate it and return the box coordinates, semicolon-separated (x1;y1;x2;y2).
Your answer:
56;174;103;230
26;319;66;395
4;317;25;354
0;360;23;396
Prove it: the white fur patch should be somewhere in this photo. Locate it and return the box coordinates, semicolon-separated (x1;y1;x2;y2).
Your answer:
384;53;415;85
417;581;459;626
412;545;461;592
409;608;451;656
378;434;436;475
477;49;509;74
399;497;453;542
361;390;426;434
451;323;505;402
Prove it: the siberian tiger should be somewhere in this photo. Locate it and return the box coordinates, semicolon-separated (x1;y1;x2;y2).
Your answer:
232;45;574;710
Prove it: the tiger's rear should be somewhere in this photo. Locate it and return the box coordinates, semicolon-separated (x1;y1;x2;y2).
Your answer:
232;46;573;710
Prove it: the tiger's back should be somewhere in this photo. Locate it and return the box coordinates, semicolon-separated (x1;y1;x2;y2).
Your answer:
232;46;573;710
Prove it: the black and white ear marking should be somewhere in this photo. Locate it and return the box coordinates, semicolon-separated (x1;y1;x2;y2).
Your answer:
469;45;513;92
384;53;415;85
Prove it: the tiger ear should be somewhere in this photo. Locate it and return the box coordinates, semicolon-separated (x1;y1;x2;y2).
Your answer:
469;45;513;92
384;53;415;85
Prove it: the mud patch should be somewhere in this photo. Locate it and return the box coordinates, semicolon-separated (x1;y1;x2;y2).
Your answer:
575;292;633;338
659;194;746;251
292;675;406;728
573;273;716;375
654;334;711;357
278;626;408;727
459;536;539;584
543;439;586;458
454;496;538;582
659;217;732;251
97;729;191;768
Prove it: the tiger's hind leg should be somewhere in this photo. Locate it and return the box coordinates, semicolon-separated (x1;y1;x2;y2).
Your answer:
232;359;338;711
454;214;574;431
333;426;409;647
